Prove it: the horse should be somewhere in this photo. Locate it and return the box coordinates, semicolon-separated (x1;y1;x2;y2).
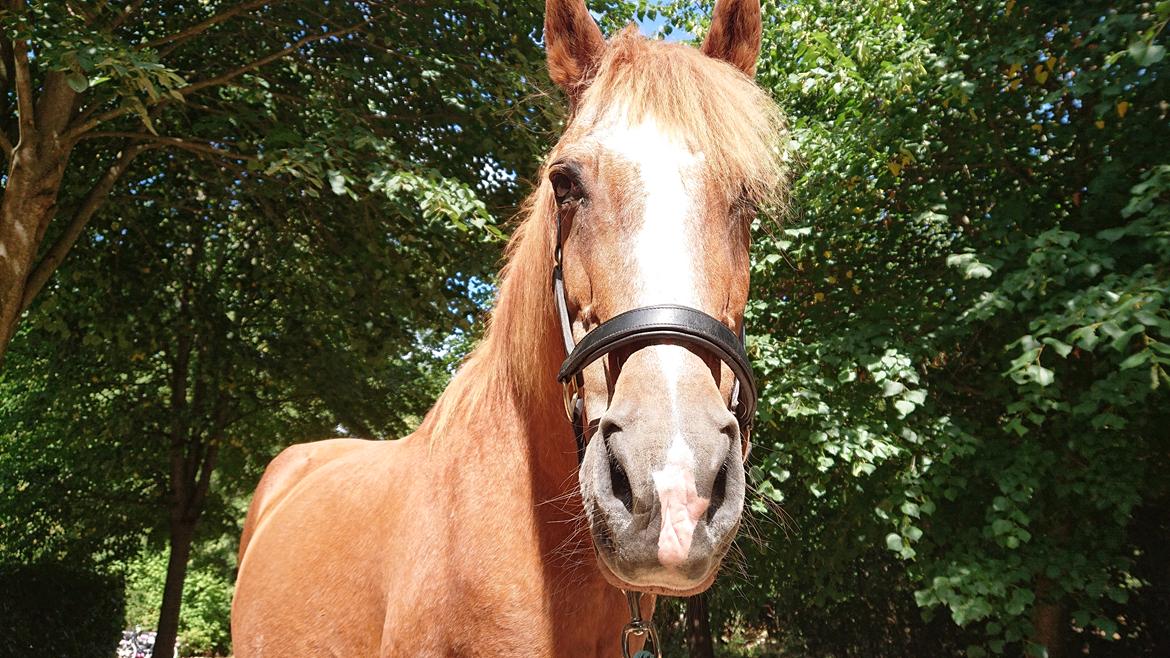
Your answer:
230;1;787;654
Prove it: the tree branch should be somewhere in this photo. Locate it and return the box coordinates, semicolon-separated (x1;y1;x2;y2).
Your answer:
108;0;146;32
143;0;276;55
19;144;145;312
81;130;257;162
189;393;228;517
35;71;79;135
1;35;15;155
188;441;218;518
64;0;97;25
66;18;374;139
0;129;12;161
168;305;194;506
180;17;373;97
12;32;35;142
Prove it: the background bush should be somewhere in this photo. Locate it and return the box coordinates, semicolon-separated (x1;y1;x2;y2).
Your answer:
0;562;125;658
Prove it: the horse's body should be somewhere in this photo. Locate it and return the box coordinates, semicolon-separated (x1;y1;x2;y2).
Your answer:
233;1;785;654
233;403;628;655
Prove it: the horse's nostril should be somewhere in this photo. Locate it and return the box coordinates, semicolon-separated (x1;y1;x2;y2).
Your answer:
605;438;634;514
599;418;622;441
720;419;739;443
707;462;729;524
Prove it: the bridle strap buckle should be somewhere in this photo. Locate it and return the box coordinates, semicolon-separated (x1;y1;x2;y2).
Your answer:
562;379;587;462
561;378;579;422
620;590;662;658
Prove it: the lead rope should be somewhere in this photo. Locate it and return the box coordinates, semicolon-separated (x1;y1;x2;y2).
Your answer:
621;590;662;658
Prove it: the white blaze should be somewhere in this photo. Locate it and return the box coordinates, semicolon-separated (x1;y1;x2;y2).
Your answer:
596;112;703;308
598;111;709;568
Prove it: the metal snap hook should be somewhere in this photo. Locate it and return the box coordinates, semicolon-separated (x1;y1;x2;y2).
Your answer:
620;591;662;658
621;623;661;658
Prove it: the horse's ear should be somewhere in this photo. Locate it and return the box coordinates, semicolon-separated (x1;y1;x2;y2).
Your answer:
701;0;763;77
545;0;606;98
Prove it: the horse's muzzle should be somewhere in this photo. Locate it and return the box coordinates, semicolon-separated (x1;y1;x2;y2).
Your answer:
580;408;746;594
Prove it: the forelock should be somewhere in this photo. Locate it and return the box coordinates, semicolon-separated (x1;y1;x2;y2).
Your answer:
566;26;789;206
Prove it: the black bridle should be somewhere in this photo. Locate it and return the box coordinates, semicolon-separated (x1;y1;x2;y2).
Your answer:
551;219;757;463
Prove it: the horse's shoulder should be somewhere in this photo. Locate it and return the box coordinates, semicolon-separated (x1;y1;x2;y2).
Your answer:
238;438;377;560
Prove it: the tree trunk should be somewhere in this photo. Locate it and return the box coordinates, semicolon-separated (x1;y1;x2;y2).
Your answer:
1031;576;1068;658
153;318;224;658
0;52;80;362
0;138;141;363
154;518;197;658
685;593;715;658
0;143;68;361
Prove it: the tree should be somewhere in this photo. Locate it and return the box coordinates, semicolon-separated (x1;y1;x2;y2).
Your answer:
2;1;560;653
0;0;549;362
1;148;505;653
663;0;1169;655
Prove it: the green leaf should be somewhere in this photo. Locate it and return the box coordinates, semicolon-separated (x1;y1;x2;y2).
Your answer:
1041;337;1073;358
1025;364;1055;387
327;170;347;196
1070;325;1100;351
885;533;904;552
1119;350;1150;369
1129;40;1166;67
65;71;89;93
894;399;916;417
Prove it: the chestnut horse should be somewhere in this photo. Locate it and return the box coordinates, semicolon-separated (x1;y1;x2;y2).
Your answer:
231;0;786;655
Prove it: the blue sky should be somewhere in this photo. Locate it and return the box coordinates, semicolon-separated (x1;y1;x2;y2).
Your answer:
635;7;696;41
637;13;690;40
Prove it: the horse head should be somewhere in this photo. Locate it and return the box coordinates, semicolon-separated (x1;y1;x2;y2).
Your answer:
543;0;786;596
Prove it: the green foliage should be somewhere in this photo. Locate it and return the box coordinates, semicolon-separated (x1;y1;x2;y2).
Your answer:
656;0;1170;655
124;548;233;656
0;562;125;658
0;144;504;652
1;1;562;654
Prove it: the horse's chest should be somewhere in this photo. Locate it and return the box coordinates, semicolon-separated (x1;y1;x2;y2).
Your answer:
379;548;621;657
381;590;592;657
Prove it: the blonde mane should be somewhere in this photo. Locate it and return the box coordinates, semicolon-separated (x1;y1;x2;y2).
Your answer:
422;27;789;435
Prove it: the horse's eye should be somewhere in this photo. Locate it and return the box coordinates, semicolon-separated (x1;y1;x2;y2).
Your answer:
550;170;578;205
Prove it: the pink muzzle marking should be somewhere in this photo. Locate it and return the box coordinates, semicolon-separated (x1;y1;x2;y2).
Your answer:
652;464;710;568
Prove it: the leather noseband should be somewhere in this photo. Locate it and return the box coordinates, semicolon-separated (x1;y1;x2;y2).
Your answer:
552;231;757;463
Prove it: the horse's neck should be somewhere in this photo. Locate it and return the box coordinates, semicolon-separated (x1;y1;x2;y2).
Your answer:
441;360;580;509
427;245;577;502
425;343;595;556
412;286;627;648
